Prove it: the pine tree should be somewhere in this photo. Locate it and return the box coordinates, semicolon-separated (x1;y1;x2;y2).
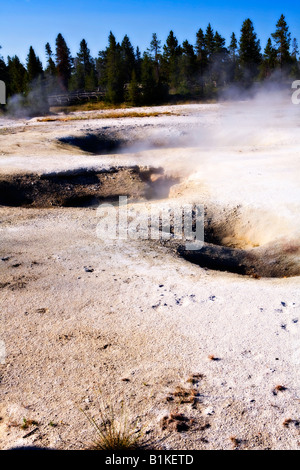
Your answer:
228;32;239;81
135;46;142;81
84;60;97;91
71;39;96;91
291;38;299;60
205;24;215;59
195;28;206;61
25;46;48;114
229;32;238;59
105;32;123;103
195;28;207;66
44;43;57;94
214;31;227;54
45;43;56;76
149;33;161;59
239;19;262;83
77;39;93;77
203;24;218;91
260;38;277;78
162;30;181;90
290;38;300;78
195;28;207;94
149;33;161;81
26;46;43;83
141;52;156;104
271;14;291;69
126;69;140;105
96;49;107;89
70;58;84;90
121;35;136;84
55;33;73;91
7;55;28;95
164;31;180;56
6;55;48;116
178;40;196;95
212;32;228;87
181;40;196;63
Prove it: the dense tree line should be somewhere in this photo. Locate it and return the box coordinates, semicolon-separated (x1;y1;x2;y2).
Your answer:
0;14;299;112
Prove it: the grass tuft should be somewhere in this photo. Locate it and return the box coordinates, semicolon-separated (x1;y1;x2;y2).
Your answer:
82;400;144;450
21;418;39;430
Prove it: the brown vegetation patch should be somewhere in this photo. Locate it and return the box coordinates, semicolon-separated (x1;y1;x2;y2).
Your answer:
37;110;177;123
160;413;194;432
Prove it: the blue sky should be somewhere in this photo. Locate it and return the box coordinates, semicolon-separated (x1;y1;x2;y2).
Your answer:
0;0;299;65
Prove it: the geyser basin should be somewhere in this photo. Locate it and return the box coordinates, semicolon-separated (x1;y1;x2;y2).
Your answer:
0;100;299;278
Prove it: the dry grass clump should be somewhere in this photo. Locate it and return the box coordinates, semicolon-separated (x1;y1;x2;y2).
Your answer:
187;373;204;385
82;401;144;450
160;412;193;432
21;418;39;430
166;374;204;408
166;386;198;407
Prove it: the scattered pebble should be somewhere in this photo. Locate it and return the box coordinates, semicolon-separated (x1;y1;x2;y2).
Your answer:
208;355;220;361
36;308;48;314
84;266;94;273
273;385;287;395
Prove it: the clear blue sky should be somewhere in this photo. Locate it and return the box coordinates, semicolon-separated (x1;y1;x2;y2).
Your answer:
0;0;299;65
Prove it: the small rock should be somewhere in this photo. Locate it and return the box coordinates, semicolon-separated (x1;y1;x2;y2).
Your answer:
84;267;94;273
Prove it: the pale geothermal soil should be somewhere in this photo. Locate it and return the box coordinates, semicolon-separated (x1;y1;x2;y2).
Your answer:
0;102;300;450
